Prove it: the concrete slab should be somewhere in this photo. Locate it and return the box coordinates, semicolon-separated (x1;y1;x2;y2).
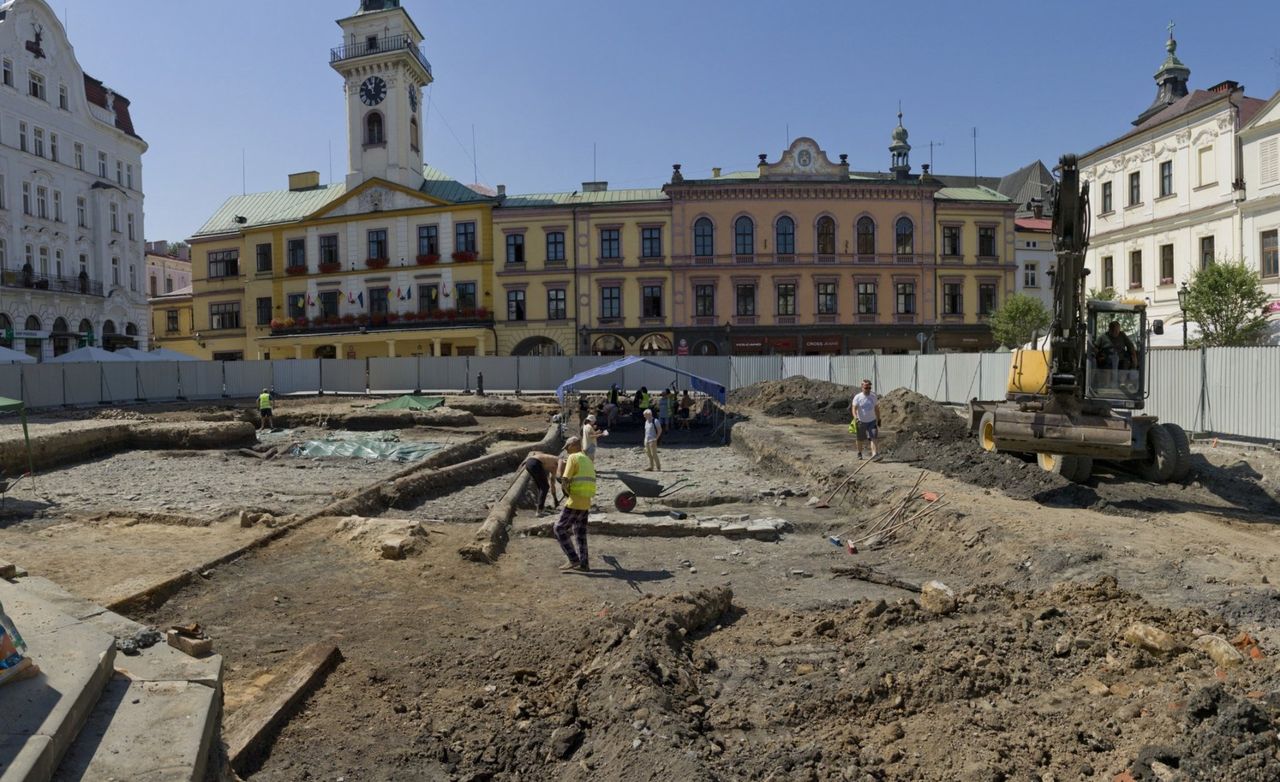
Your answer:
52;676;219;782
0;580;116;782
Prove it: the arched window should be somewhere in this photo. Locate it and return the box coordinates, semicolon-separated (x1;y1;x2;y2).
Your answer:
513;337;564;357
52;318;70;356
816;216;836;256
856;217;876;256
53;317;68;332
775;216;795;256
78;318;92;334
592;334;625;356
693;218;714;258
734;216;754;256
895;217;914;256
102;319;117;335
409;117;419;152
364;112;384;145
639;333;673;355
25;315;40;331
0;314;11;348
125;322;138;336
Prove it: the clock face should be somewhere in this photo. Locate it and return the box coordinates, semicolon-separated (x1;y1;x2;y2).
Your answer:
408;85;418;113
359;76;387;106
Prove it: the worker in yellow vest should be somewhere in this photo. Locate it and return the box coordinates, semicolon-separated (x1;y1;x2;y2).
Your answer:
257;388;274;431
555;436;596;572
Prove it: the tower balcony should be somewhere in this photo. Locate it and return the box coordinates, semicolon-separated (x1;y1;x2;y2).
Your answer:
330;34;432;80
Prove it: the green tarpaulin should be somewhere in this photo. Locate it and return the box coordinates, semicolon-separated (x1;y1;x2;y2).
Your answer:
371;395;445;412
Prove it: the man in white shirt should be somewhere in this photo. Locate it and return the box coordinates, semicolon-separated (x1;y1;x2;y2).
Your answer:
582;414;607;460
643;409;662;472
850;379;881;460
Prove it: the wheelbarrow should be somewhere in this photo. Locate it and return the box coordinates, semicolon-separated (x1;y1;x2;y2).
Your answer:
610;472;688;513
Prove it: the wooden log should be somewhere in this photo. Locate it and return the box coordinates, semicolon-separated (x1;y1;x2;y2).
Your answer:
224;642;343;775
830;564;922;593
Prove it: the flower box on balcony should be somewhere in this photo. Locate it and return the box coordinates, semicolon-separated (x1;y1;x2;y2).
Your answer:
318;261;342;274
370;314;388;326
416;253;440;265
270;318;285;330
356;314;369;325
1159;277;1174;286
1128;282;1144;290
341;314;356;325
293;317;308;328
386;312;401;323
285;265;308;276
451;251;477;263
365;257;390;269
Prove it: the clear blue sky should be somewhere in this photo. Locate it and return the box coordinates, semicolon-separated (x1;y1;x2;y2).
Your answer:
57;0;1280;243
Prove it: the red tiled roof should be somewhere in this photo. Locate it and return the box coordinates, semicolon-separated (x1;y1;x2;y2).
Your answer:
1082;89;1265;161
1015;217;1052;231
82;73;142;141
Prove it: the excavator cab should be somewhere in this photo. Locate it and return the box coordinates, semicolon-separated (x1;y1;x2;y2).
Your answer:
1083;300;1159;409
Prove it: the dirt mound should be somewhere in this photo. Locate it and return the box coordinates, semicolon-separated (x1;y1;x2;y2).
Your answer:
730;376;856;424
877;388;967;441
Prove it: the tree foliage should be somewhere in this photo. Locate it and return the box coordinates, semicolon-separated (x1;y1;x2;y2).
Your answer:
989;293;1052;348
1184;261;1270;347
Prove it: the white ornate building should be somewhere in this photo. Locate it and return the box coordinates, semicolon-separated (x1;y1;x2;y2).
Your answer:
1240;91;1280;323
0;0;148;359
1080;30;1266;345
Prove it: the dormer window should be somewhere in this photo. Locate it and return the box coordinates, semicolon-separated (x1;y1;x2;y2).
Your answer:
29;71;45;101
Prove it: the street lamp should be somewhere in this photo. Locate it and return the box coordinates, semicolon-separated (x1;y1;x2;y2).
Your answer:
1176;281;1190;347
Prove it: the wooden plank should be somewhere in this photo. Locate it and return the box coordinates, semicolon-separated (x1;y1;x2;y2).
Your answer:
224;642;343;774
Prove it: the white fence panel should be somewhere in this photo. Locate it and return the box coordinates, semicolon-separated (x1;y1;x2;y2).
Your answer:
676;357;731;393
180;362;224;400
0;365;21;401
369;357;418;392
137;363;181;402
519;357;574;393
321;359;366;394
272;359;321;395
1146;350;1201;433
729;356;782;389
916;356;947;400
224;361;273;398
781;356;830;382
979;354;1012;401
1203;347;1280;440
469;356;518;392
22;364;64;408
63;363;99;406
567;357;615;391
942;354;982;403
876;355;916;393
420;357;468;391
100;363;139;403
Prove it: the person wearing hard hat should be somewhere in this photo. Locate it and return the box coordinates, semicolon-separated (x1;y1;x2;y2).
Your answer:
554;436;596;572
257;388;274;431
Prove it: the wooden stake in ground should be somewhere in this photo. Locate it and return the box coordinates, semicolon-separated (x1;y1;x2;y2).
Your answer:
224;642;344;775
815;458;875;509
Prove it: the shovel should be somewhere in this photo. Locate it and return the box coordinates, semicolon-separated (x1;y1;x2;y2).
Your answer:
814;458;874;509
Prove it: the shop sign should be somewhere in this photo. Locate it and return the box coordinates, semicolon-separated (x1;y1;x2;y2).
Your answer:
802;335;842;351
676;338;690;356
13;330;49;340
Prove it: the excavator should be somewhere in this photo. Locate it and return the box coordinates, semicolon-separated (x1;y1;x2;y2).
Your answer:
969;154;1191;484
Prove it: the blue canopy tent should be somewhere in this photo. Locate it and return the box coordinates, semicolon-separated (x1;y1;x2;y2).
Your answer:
555;356;729;442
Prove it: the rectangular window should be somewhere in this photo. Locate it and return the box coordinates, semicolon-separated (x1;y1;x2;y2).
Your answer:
287;293;306;319
52;190;61;222
642;285;663;318
505;233;525;264
942;226;961;256
1129;250;1143;287
817;282;836;314
1024;263;1038;288
1159;160;1173;197
599;228;621;259
1199;236;1215;270
455;282;477;310
1101;181;1113;213
943;282;963;315
35;186;47;219
857;282;877;314
369;287;390;315
776;283;796;316
455;221;477;253
319;234;339;264
694;223;714;257
506;290;526;321
1198;146;1217;187
418;284;440;313
1262;230;1279;278
256;297;272;326
209;302;241;329
641;226;662;258
22;182;30;215
116;160;123;185
735;283;756;317
110;202;118;232
600;286;621;319
1159;244;1174;282
417;225;438;256
74;143;84;170
165;277;173;293
59;83;67;109
695;284;715;317
33;127;44;157
256;243;273;272
98;151;107;178
2;59;10;87
127;212;135;240
0;174;5;210
208;249;239;278
18;122;26;152
29;71;44;100
895;282;916;315
1128;171;1141;206
287;238;306;269
978;283;997;315
49;132;57;162
1102;255;1114;288
546;231;566;262
546;288;567;320
978;226;997;257
76;197;86;227
367;229;387;260
319;290;340;319
166;310;179;333
126;164;134;190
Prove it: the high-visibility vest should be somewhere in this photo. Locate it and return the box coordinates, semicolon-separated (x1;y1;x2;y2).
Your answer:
566;453;596;499
640;392;651;409
258;392;272;410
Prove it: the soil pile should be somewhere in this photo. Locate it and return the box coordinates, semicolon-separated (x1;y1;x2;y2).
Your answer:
877;388;967;441
729;376;856;424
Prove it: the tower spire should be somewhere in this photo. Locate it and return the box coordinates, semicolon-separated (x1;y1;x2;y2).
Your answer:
1134;22;1191;125
889;105;911;179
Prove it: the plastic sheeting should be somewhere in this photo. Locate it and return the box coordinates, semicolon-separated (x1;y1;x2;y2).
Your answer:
371;395;444;411
290;432;442;462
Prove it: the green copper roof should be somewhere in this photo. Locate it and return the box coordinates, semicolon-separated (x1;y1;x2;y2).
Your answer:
422;164;492;204
500;188;668;208
933;186;1011;203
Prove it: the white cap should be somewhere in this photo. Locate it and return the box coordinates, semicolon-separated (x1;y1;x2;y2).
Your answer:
586;414;596;423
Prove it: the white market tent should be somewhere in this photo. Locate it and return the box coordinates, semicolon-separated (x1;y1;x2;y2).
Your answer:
113;347;198;362
0;345;36;364
44;346;134;363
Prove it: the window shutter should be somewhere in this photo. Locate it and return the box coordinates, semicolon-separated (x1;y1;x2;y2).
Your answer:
1261;138;1280;186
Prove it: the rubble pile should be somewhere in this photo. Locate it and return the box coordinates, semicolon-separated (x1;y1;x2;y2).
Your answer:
729;376;857;424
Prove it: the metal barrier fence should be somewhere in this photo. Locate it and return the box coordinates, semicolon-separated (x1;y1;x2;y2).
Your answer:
0;349;1276;441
